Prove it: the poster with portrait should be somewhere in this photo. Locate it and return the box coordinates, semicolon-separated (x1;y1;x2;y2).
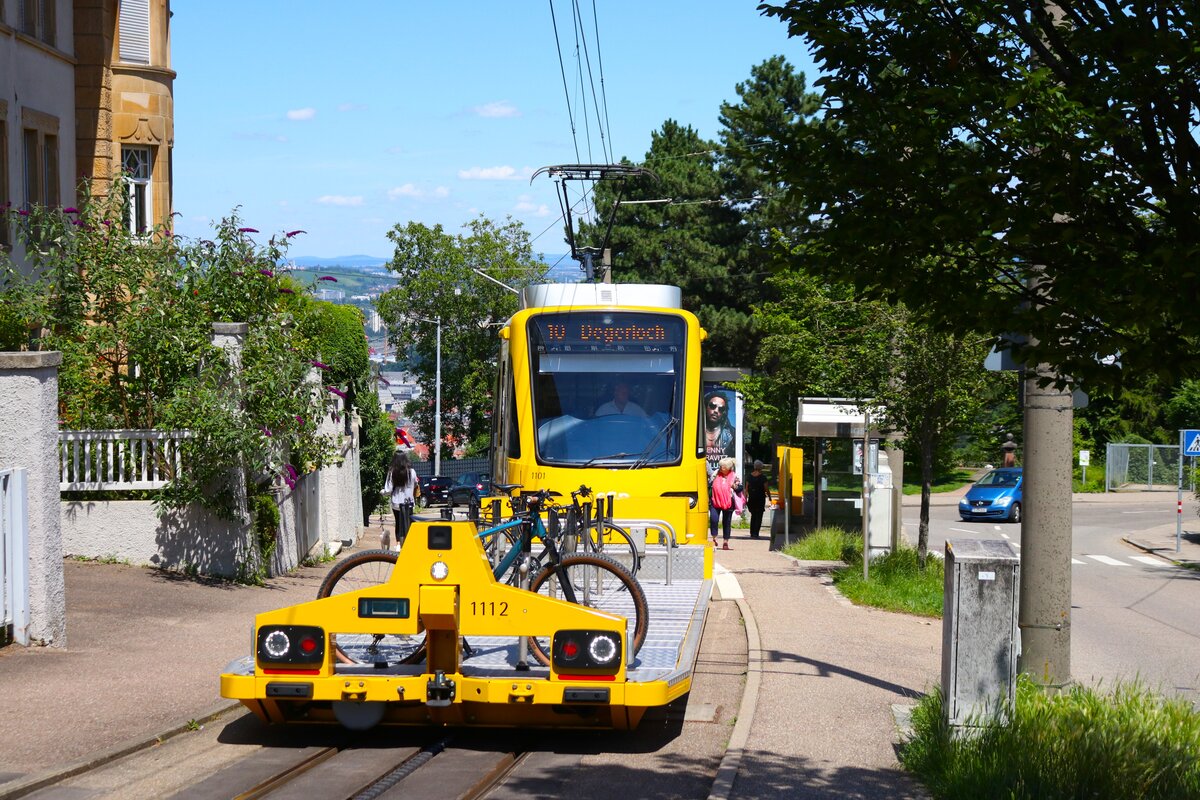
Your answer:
702;384;743;477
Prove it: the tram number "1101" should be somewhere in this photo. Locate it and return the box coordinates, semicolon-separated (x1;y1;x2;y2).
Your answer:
470;601;508;616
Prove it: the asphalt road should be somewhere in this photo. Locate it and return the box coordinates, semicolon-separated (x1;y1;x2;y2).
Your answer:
903;496;1200;703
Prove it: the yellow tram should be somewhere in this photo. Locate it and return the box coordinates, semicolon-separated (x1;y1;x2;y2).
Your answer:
490;283;711;544
221;283;714;730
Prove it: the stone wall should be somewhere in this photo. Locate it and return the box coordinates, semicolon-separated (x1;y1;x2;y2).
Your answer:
0;353;66;646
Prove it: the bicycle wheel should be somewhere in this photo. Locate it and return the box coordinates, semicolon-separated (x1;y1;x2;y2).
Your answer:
582;522;640;577
317;549;427;666
526;553;649;667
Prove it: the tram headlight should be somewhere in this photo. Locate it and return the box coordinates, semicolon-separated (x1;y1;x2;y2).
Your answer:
430;560;450;581
552;629;622;674
256;625;326;667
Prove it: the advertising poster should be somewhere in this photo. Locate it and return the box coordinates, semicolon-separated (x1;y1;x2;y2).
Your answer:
702;383;743;477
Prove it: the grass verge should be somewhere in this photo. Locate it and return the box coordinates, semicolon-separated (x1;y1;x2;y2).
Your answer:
782;528;944;617
901;676;1200;799
902;468;977;496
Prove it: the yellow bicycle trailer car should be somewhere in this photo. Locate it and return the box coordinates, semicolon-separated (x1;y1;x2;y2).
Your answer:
221;519;713;730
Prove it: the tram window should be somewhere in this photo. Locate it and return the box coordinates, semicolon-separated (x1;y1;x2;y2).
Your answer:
506;364;520;458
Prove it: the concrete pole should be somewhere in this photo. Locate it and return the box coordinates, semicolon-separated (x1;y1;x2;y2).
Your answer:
0;352;66;646
1018;365;1073;689
434;317;442;477
885;442;904;550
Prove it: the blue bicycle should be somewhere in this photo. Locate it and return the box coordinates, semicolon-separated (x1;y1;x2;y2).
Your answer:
318;484;648;668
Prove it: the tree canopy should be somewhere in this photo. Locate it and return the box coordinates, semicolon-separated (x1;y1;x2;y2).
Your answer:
760;1;1200;391
376;216;546;459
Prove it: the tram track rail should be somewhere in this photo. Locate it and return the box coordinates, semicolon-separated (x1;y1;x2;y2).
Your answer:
17;718;533;800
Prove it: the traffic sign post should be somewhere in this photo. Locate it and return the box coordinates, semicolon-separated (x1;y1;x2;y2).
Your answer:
1079;449;1090;485
1178;430;1200;552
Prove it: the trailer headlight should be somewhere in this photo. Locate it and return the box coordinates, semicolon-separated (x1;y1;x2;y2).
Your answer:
263;629;290;658
552;629;622;675
256;625;325;667
587;633;619;665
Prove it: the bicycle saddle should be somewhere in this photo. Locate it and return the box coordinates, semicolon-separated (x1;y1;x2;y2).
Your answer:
493;482;523;494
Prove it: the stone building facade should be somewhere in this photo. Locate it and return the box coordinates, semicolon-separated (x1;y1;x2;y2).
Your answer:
1;0;174;258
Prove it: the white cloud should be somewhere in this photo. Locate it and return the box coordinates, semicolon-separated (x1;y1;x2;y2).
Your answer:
316;195;364;207
514;198;551;217
473;100;519;118
286;107;317;121
387;184;451;201
387;184;421;199
457;165;531;181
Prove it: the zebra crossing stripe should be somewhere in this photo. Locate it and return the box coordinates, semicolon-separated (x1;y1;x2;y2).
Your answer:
1072;558;1086;565
1086;554;1129;566
1130;555;1170;567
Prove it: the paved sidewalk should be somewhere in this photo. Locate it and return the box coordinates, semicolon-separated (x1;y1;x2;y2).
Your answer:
712;535;939;799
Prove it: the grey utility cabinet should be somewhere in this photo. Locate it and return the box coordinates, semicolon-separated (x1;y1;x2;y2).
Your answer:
941;538;1020;728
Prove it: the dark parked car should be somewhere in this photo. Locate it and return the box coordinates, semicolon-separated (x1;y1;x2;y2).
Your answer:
958;467;1023;523
417;475;452;508
447;472;492;507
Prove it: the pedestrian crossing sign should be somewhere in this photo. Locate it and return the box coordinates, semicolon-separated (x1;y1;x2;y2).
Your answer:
1184;429;1200;457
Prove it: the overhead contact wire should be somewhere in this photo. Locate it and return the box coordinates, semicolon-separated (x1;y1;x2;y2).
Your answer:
549;0;581;164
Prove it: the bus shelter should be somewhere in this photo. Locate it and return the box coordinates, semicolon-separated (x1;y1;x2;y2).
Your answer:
794;398;901;559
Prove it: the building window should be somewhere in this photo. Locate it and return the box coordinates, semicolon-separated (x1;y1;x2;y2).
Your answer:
23;129;40;206
118;0;151;64
43;135;59;208
122;146;153;234
0;120;9;248
21;123;60;211
20;0;56;48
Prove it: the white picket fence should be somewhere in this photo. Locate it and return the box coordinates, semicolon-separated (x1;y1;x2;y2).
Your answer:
58;430;191;491
1;467;30;645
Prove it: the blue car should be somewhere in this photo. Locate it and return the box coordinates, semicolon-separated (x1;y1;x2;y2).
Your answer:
958;467;1023;523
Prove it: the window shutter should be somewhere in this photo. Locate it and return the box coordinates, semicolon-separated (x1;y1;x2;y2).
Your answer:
118;0;151;64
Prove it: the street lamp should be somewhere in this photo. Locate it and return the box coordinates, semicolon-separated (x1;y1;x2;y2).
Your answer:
405;314;442;476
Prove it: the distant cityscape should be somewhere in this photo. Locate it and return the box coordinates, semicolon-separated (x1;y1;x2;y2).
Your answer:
278;254;584;455
280;253;583;367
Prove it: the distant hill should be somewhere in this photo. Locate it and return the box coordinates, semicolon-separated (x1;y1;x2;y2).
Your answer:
287;255;388;269
284;253;581;282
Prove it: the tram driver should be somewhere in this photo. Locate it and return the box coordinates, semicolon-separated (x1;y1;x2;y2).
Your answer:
594;380;647;417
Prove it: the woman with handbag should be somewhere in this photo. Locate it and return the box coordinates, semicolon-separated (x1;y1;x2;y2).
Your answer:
709;456;742;550
381;450;419;550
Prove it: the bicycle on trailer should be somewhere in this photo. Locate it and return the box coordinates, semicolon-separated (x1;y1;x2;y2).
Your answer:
317;483;648;669
478;484;644;580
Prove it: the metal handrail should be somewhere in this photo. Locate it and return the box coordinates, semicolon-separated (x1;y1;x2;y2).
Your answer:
612;518;677;585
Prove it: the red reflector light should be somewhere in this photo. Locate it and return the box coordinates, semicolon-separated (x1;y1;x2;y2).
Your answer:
299;637;318;654
262;668;321;675
556;674;616;682
562;640;579;659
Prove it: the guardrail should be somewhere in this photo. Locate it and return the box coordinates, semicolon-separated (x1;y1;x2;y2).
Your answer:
58;430;192;491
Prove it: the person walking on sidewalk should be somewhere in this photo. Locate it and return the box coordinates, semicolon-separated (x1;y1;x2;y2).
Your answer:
745;459;772;539
381;450;420;550
709;456;741;550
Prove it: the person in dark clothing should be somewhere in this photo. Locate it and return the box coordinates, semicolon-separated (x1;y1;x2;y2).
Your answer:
745;459;773;539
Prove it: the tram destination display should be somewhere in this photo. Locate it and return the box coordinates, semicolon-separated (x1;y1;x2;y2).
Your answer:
531;312;683;353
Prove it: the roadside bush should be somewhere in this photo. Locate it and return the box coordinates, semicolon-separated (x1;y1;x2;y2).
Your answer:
902;676;1200;799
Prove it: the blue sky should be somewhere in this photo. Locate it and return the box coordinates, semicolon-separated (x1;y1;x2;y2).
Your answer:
170;2;815;260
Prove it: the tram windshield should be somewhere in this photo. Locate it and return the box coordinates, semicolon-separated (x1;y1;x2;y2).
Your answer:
528;311;685;467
